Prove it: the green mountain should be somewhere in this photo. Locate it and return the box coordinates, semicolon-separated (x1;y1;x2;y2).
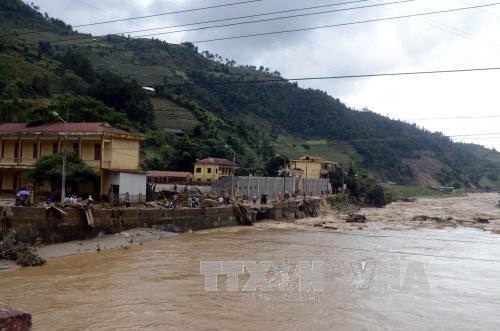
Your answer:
1;0;499;189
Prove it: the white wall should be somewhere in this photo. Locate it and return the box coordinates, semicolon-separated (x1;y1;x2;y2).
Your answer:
118;173;146;197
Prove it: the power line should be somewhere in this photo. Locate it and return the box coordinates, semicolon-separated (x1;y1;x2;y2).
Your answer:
368;0;500;50
188;2;500;43
30;2;500;56
74;0;263;28
4;0;264;37
158;66;500;86
122;0;419;40
9;66;500;91
48;0;403;44
152;133;500;149
102;0;373;35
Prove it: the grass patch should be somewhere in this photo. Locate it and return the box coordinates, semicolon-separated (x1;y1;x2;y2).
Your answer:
327;193;351;210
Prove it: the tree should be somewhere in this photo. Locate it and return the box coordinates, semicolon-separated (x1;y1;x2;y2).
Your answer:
57;49;95;83
27;95;132;130
89;71;154;130
265;156;289;176
31;74;50;96
23;153;99;195
328;166;345;192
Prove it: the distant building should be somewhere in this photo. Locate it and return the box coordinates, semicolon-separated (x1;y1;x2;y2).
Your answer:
0;122;146;201
193;157;237;183
147;170;193;184
289;155;335;179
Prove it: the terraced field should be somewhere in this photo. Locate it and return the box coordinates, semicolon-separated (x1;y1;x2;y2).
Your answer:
151;98;200;132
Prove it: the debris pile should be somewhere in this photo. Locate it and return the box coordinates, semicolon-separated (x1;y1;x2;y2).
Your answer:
201;199;220;208
0;230;45;267
295;199;320;218
344;213;367;223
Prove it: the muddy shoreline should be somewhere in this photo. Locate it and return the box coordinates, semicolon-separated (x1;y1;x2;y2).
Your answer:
0;228;179;272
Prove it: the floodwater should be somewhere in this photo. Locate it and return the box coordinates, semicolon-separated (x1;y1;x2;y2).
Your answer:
0;228;500;330
2;220;500;330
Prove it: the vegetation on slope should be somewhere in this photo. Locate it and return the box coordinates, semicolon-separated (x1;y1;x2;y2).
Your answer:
1;0;500;189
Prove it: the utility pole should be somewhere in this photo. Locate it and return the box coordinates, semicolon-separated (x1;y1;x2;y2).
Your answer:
52;111;67;205
224;145;236;201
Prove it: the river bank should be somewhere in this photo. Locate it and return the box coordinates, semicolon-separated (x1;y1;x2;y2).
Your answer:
2;193;499;273
0;228;179;272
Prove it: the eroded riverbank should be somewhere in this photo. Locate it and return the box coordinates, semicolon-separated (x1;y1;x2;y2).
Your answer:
2;193;500;270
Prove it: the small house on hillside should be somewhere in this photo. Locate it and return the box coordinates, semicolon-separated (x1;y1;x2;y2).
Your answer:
289;155;335;179
193;157;238;183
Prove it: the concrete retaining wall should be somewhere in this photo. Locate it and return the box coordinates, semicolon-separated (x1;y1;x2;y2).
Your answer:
0;206;241;243
0;198;323;243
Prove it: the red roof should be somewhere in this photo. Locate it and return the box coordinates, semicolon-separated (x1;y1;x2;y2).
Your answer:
0;122;136;137
147;171;192;178
196;157;237;166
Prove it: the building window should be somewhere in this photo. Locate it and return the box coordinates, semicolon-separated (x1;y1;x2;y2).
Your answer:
216;168;218;174
52;142;58;154
0;174;2;190
73;142;79;158
94;143;102;161
196;178;201;182
207;168;212;174
207;179;211;182
196;167;202;173
1;143;4;159
12;174;18;191
14;143;19;162
33;143;38;159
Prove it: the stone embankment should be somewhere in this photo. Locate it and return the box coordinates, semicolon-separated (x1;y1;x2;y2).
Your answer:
0;198;323;244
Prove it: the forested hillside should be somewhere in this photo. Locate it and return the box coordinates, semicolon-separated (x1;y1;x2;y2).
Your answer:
1;0;500;189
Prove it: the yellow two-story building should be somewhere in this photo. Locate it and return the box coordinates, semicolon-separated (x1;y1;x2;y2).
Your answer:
289;155;335;179
193;157;237;183
0;122;144;200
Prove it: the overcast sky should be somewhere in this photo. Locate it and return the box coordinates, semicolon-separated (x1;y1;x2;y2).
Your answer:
34;0;500;150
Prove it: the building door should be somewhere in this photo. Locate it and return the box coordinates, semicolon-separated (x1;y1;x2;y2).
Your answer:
111;184;119;206
12;173;18;191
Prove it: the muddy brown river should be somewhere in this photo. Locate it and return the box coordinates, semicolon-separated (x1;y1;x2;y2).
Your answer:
2;195;500;330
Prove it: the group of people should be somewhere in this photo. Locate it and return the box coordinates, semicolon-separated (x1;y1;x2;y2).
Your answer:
165;193;201;209
63;194;94;207
64;195;80;204
15;188;31;207
188;196;201;208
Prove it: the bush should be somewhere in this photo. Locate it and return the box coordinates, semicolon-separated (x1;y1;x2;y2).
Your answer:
362;181;387;207
327;193;350;210
0;230;46;267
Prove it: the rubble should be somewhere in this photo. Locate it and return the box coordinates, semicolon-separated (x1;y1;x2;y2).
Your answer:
344;213;367;223
474;217;490;224
201;199;221;208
